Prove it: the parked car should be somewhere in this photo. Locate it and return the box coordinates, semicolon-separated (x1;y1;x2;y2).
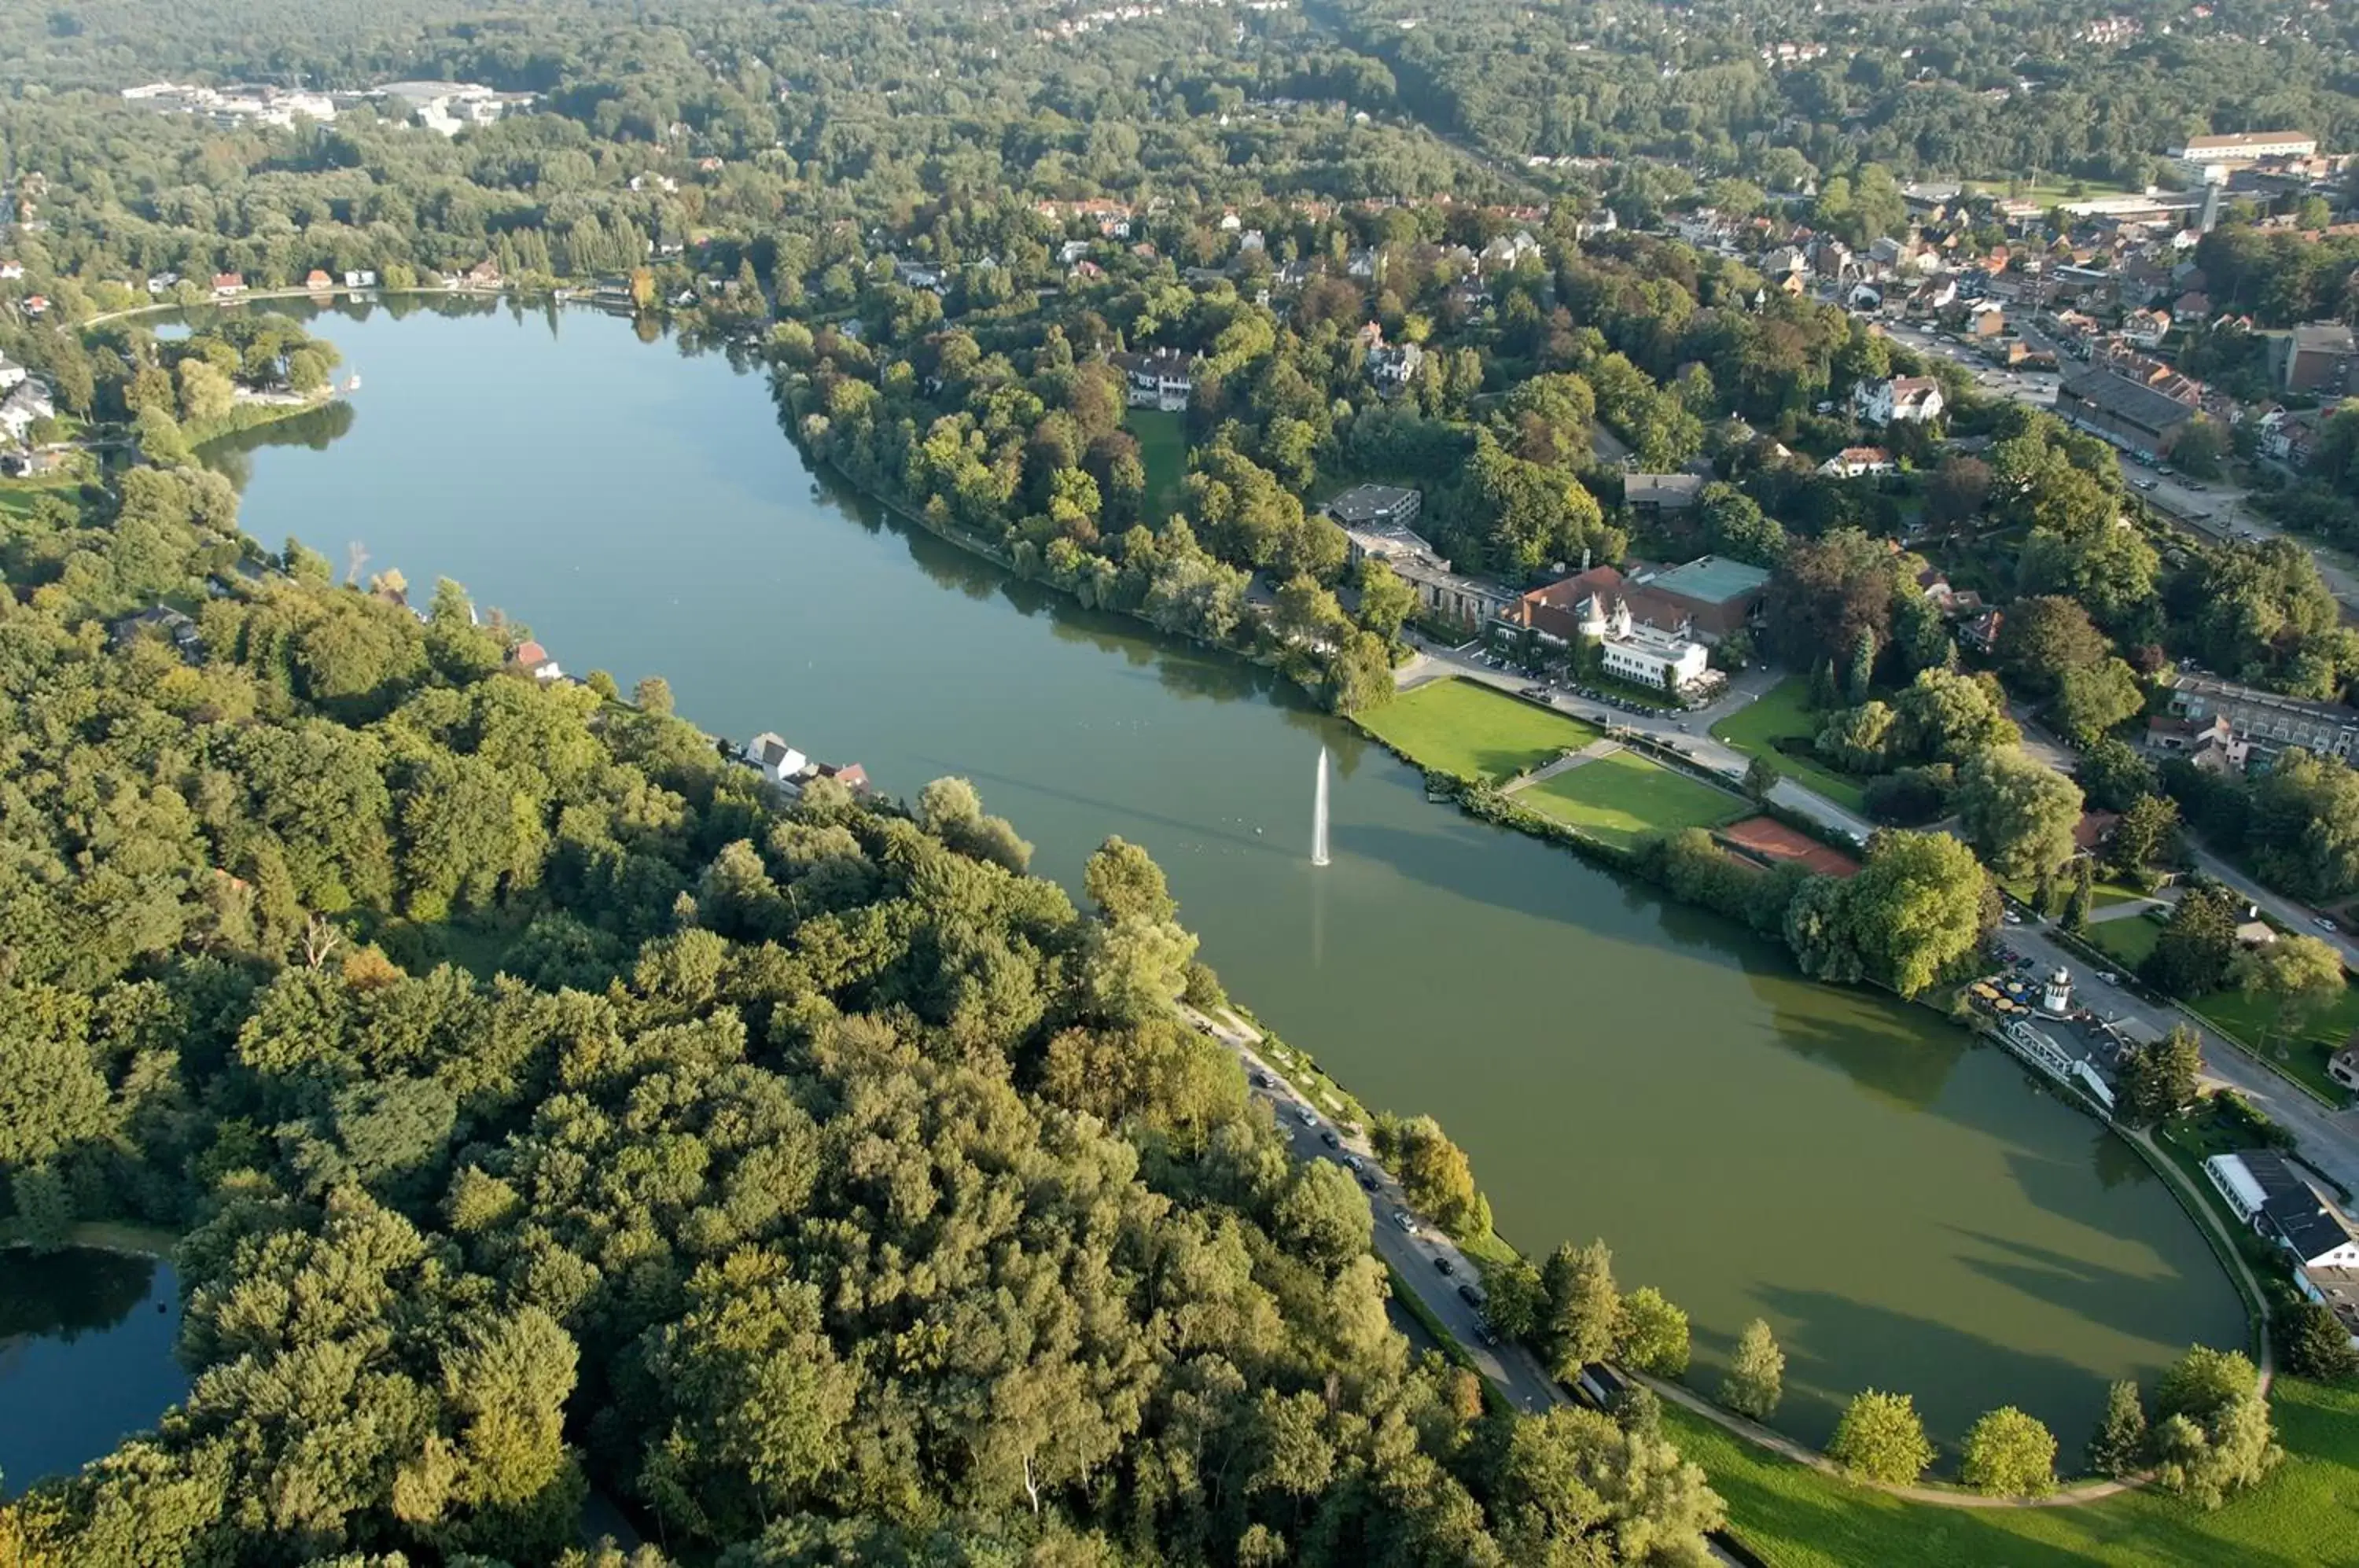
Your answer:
2004;911;2023;926
1250;1071;1272;1089
2317;916;2339;933
1433;1256;1455;1275
1319;1129;1339;1148
1394;1209;1419;1235
1456;1283;1485;1308
1358;1171;1380;1191
1296;1106;1318;1128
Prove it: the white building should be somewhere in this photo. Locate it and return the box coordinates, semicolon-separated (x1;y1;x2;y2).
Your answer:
1853;375;1945;426
376;80;532;136
0;352;26;394
0;381;54;445
2169;131;2318;183
1578;597;1710;691
741;732;809;786
1109;348;1198;412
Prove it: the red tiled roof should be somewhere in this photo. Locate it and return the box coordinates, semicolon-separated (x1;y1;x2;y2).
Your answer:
511;639;549;668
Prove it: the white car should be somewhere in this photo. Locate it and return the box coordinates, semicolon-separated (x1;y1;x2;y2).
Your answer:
1394;1209;1419;1235
2004;911;2024;926
1297;1106;1319;1128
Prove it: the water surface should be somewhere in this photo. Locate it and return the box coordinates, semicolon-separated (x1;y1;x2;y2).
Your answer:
208;297;2245;1448
0;1249;186;1493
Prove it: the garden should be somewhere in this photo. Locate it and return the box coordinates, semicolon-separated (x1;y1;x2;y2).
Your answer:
1356;676;1600;783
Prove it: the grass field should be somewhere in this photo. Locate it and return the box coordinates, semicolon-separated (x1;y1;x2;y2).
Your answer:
2085;915;2163;971
1128;408;1187;522
1519;749;1745;848
1356;677;1599;782
1709;678;1872;814
0;472;89;520
2187;979;2359;1105
1673;1376;2359;1568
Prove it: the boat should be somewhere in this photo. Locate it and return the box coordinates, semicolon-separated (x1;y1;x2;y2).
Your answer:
343;373;362;392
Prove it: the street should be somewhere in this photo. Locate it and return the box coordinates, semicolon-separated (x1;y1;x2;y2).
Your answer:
1187;1006;1566;1414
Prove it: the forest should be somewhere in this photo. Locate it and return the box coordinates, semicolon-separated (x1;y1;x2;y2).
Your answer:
0;442;1731;1564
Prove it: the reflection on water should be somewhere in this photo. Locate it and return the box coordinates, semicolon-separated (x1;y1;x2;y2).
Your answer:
198;300;2248;1448
0;1250;187;1495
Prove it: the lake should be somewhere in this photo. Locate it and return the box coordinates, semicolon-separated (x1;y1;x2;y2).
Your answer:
200;295;2244;1448
0;1248;187;1495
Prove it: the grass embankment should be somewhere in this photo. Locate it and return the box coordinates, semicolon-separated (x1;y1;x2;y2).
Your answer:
1519;748;1746;849
1675;1377;2359;1568
0;1220;179;1256
0;467;94;519
2186;981;2359;1106
1127;408;1187;523
1709;678;1873;814
1357;677;1599;782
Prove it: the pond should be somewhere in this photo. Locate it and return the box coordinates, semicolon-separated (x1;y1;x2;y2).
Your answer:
0;1248;187;1496
192;294;2244;1449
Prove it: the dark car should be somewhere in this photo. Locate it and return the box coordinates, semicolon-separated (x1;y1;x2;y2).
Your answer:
1357;1171;1379;1191
1319;1129;1339;1148
1249;1071;1271;1089
1456;1283;1484;1308
1433;1256;1454;1275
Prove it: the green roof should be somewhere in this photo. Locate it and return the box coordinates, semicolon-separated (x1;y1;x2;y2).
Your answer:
1647;555;1771;607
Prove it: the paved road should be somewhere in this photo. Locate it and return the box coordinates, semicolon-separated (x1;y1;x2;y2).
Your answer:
1186;1006;1563;1414
1997;915;2359;1194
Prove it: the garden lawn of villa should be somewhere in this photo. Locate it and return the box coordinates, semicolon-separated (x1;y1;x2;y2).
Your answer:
1356;677;1601;782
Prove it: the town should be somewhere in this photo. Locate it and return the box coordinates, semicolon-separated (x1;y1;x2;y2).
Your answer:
4;2;2359;1565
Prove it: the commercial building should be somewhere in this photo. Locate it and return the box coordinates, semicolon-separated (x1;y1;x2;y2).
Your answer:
2055;366;2197;458
2266;322;2357;395
2169;131;2319;182
375;80;535;136
2164;672;2359;765
1332;502;1514;631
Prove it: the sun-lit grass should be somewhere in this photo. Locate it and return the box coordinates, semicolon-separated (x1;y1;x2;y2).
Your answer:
1356;677;1599;783
1709;678;1871;814
1669;1375;2359;1568
1518;749;1743;848
1128;408;1187;522
2187;980;2359;1105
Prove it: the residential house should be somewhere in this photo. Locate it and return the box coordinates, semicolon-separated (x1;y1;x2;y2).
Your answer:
1503;555;1766;653
145;271;181;296
507;639;562;682
109;604;202;658
1819;445;1897;478
1853;375;1945;426
211;272;245;299
2164;672;2359;764
740;731;809;786
1361;326;1423;394
2267;322;2357;395
2331;1045;2359;1093
21;296;46;318
343;270;378;289
2122;307;2173;350
1108;348;1200;412
0;381;53;444
1961;607;2004;654
1582;597;1711;691
304;269;334;292
1622;473;1706;513
462;259;502;289
0;352;24;394
2145;712;2250;774
1969;304;2008;338
0;259;21;281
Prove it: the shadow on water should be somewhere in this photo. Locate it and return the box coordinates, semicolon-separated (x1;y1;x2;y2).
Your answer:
0;1249;156;1342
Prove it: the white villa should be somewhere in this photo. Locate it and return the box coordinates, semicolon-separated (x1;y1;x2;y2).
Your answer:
741;732;810;786
1577;596;1710;691
1853;375;1945;426
1109;348;1198;412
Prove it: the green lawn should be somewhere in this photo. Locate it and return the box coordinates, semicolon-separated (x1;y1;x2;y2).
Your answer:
1518;749;1745;848
1709;678;1872;814
1128;408;1187;523
0;470;90;519
1356;677;1599;783
2187;980;2359;1106
2085;915;2162;971
1672;1377;2359;1568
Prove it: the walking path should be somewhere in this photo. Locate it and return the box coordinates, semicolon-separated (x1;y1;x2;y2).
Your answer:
1636;1114;2273;1509
1502;738;1619;793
